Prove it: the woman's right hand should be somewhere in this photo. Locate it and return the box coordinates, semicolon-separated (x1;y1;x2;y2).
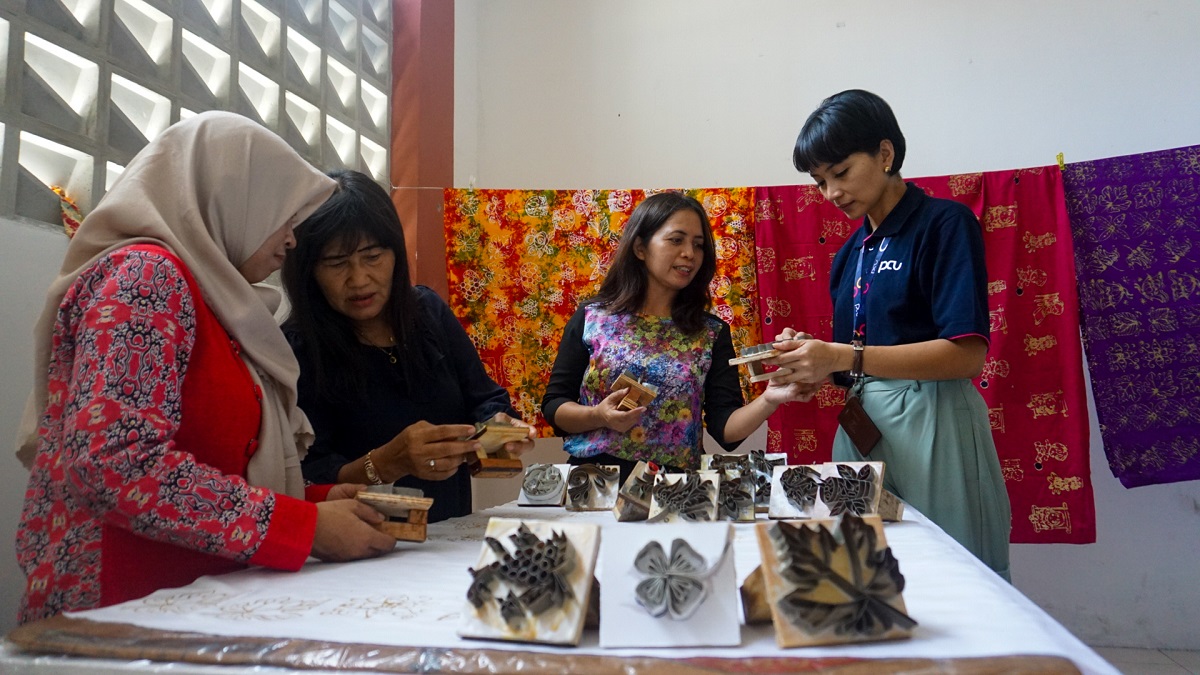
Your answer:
311;500;396;562
766;328;845;385
374;420;482;481
593;388;645;433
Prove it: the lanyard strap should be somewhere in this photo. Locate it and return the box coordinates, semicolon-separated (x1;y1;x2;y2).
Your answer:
851;236;888;342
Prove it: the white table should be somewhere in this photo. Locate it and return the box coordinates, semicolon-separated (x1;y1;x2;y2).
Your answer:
2;502;1118;674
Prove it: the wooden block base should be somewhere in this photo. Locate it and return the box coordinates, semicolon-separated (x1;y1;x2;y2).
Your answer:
612;493;650;522
612;372;657;410
748;367;792;383
727;349;781;366
739;566;772;625
584;578;600;628
878;489;905;522
469;456;524;478
376;519;427;543
356;491;432;544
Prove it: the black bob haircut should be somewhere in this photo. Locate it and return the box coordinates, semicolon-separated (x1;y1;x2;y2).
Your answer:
792;89;906;176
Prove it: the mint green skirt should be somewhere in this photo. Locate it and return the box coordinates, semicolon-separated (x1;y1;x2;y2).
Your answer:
832;377;1012;580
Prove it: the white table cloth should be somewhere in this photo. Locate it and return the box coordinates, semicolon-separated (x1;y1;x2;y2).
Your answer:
2;502;1118;674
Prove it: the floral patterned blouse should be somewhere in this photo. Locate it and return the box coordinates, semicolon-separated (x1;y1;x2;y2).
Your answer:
542;303;745;469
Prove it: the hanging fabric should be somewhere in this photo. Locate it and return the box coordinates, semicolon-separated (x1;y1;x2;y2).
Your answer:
1065;145;1200;489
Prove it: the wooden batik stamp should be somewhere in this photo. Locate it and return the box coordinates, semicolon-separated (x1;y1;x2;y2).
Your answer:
464;421;528;478
611;370;659;410
355;490;434;543
742;514;916;647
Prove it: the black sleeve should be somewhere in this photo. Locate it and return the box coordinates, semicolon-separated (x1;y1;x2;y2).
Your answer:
540;305;590;436
703;320;746;453
287;330;351;485
419;287;516;422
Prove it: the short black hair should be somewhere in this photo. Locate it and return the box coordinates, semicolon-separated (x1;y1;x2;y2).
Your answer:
792;89;906;176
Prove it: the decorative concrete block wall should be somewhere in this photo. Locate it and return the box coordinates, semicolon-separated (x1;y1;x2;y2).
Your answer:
0;0;391;227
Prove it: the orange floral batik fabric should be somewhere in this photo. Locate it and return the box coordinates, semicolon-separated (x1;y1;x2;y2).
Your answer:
444;188;761;433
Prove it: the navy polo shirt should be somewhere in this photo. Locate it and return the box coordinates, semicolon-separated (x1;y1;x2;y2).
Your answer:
829;182;990;349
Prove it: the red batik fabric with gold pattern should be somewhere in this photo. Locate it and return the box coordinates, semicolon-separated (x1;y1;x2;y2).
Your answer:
444;188;761;434
755;167;1095;544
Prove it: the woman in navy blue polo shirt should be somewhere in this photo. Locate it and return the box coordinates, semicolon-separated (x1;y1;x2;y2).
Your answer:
767;89;1011;579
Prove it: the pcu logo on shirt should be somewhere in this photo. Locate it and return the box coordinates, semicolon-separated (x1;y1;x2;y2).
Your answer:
879;260;904;271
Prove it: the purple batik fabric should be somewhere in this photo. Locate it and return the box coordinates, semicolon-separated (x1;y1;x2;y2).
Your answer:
1064;145;1200;488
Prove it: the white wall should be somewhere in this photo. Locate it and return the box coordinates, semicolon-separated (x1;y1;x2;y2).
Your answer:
0;218;70;633
455;0;1200;650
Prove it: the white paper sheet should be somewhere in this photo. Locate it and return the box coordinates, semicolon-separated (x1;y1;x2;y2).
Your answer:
598;521;738;648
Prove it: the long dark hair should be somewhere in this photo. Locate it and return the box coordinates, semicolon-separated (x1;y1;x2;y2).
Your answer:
792;89;906;176
282;169;426;402
591;191;716;334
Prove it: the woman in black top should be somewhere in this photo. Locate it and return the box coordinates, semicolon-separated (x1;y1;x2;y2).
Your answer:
282;170;533;522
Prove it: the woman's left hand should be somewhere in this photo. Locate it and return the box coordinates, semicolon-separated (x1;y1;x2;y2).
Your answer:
491;412;537;457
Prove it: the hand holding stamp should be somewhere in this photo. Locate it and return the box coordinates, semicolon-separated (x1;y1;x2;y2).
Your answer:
463;420;529;478
728;333;812;383
611;371;658;411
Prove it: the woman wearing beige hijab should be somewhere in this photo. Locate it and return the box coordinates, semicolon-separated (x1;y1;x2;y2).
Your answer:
15;112;396;624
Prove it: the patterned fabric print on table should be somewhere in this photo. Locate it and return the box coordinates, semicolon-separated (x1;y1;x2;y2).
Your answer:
563;307;719;468
756;168;1095;544
1065;145;1200;488
444;188;760;434
128;589;445;623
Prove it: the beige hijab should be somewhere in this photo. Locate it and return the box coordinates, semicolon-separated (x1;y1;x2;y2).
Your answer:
16;111;336;499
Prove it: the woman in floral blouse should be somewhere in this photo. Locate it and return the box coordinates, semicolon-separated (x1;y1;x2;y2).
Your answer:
542;192;813;481
14;112;396;624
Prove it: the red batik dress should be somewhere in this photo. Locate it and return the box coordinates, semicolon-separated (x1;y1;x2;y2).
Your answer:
17;244;316;623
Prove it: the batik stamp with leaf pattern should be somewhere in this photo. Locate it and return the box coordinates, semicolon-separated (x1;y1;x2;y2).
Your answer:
564;464;620;511
746;514;915;647
647;470;719;523
768;462;885;520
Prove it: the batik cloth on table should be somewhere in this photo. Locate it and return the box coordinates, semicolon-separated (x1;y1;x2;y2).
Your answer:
444;188;761;434
755;167;1095;544
1064;145;1200;489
